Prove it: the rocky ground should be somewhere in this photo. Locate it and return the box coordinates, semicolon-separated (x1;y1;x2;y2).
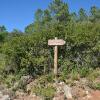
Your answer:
0;77;100;100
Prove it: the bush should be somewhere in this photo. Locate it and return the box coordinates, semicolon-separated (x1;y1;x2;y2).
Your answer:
4;75;18;88
32;86;56;99
0;0;100;89
70;68;80;81
79;67;92;78
88;82;100;90
87;69;100;81
1;34;51;77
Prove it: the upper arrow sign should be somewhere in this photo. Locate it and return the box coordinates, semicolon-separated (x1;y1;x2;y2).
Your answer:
48;39;66;46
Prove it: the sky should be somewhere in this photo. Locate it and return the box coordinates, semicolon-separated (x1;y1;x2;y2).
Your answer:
0;0;100;32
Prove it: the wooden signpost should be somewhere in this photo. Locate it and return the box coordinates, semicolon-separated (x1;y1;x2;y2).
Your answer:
48;37;66;81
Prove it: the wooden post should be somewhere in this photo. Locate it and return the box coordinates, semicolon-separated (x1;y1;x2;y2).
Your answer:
48;37;65;82
54;37;58;81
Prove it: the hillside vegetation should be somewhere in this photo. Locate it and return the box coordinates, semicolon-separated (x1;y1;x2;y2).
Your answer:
0;0;100;99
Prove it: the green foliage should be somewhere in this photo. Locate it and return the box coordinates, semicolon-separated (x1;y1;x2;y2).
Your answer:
0;0;100;88
25;23;34;34
1;34;51;77
0;32;8;42
0;54;6;73
0;25;8;42
90;6;100;22
32;86;56;99
0;26;6;32
78;8;88;21
37;74;54;86
60;62;94;81
88;82;100;90
3;74;20;88
87;69;100;81
27;74;56;99
49;0;70;22
4;75;16;88
9;29;23;37
70;66;80;81
93;83;100;90
79;67;91;78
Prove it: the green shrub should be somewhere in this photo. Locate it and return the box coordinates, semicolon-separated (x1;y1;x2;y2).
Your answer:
4;75;16;88
0;0;100;88
79;67;92;78
0;54;6;74
1;35;51;77
37;74;54;86
59;60;74;81
88;82;100;90
87;69;100;81
32;86;56;99
70;70;80;81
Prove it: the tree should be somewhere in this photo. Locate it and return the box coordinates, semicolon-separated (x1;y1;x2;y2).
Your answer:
0;25;6;32
0;26;8;42
90;6;100;22
35;9;43;22
25;23;34;34
1;0;100;84
49;0;70;22
25;9;43;34
9;29;23;37
78;8;88;22
32;9;44;33
43;9;52;23
70;12;78;22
